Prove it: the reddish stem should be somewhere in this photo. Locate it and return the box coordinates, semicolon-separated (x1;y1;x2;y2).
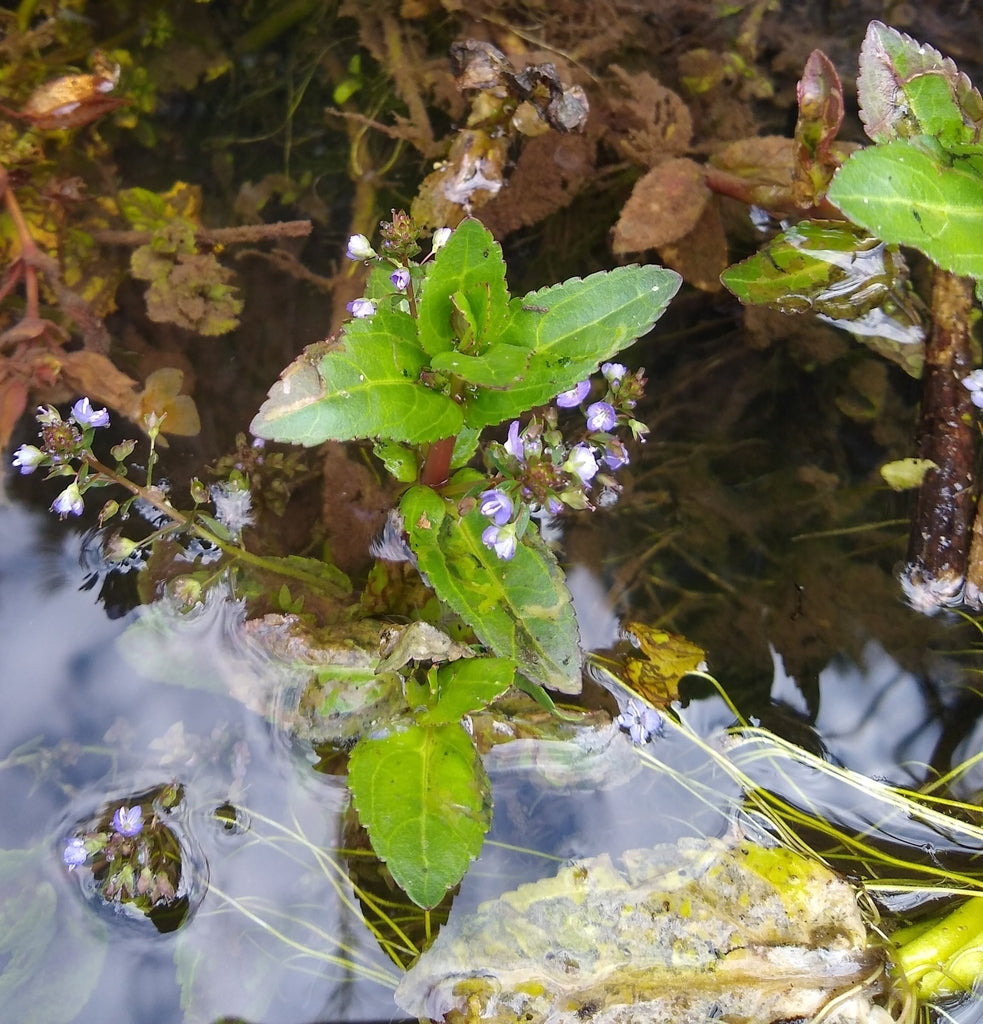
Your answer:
2;176;42;321
420;436;455;488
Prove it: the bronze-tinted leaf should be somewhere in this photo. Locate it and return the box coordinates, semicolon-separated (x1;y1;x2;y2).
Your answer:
21;68;124;131
613;158;710;253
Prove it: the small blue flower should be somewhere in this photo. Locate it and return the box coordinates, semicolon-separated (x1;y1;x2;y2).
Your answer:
431;227;452;253
51;482;84;518
601;362;628;383
556;380;590;408
12;444;44;475
111;805;144;837
505;420;525;462
70;397;110;428
586;401;617;432
615;698;664;745
390;267;410;291
963;369;983;409
63;836;88;870
479;488;513;526
564;443;598;484
345;234;376;261
602;440;630;472
346;298;376;319
481;522;517;560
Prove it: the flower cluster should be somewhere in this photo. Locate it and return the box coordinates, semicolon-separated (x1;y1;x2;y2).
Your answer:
476;362;649;559
10;402;257;564
615;697;664;745
13;399;112;518
344;215;451;321
61;792;182;912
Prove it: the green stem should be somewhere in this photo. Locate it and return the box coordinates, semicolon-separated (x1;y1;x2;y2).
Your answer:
83;456;346;595
895;895;983;999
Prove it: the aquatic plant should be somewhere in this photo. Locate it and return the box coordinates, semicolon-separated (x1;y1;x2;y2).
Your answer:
12;200;679;909
717;22;983;616
250;211;679;905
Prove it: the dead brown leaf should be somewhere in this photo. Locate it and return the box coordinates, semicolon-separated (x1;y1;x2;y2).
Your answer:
605;67;692;167
660;201;728;292
612;157;710;253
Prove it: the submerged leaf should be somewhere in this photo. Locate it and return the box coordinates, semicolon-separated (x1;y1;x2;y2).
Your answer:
881;457;938;491
0;847;106;1023
721;219;925;376
612;158;711;253
396;836;889;1024
348;721;491;908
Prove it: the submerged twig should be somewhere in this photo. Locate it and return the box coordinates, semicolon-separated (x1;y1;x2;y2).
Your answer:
91;219;312;247
900;271;976;613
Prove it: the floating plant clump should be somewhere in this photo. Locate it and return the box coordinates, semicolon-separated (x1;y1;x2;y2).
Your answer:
61;782;206;934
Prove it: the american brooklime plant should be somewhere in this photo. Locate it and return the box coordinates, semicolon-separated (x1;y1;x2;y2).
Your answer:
13;212;680;908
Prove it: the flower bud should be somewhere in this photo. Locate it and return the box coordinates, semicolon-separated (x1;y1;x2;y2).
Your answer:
345;234;376;261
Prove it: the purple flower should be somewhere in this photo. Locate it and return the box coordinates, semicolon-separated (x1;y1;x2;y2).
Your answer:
111;805;144;837
346;298;376;319
963;369;983;409
602;441;630;472
63;836;88;870
565;443;598;484
12;444;44;475
51;482;84;518
586;401;617;432
390;267;410;291
481;522;517;560
505;420;525;462
479;488;513;525
601;362;628;383
345;234;376;261
615;697;664;745
70;397;110;428
556;380;590;408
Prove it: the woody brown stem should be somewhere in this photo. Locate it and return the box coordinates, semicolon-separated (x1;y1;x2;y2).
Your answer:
900;271;976;612
91;220;312;247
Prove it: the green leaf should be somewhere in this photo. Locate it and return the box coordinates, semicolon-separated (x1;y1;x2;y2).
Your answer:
828;141;983;281
0;847;106;1023
465;265;680;428
250;311;464;445
720;219;925;376
373;440;419;482
416;219;509;357
857;21;983;146
253;552;352;595
880;457;938;491
348;722;491;908
418;657;517;726
430;343;530;387
401;486;581;694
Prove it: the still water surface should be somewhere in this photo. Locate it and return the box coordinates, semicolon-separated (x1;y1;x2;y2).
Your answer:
2;486;980;1022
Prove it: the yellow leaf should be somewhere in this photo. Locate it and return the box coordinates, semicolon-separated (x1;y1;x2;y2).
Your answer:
621;621;707;707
